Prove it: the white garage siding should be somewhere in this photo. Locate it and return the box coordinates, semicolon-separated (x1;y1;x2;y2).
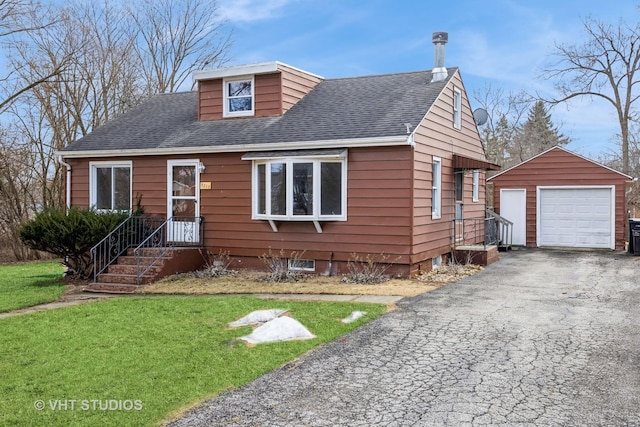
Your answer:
537;186;614;249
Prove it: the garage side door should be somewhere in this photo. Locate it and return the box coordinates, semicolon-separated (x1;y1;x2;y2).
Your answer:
538;187;613;249
500;189;527;246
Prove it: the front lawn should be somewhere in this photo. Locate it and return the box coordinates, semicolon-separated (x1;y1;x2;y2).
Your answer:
0;296;386;426
0;261;66;313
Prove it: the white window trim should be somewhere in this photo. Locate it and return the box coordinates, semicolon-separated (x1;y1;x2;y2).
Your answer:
89;161;132;211
223;75;255;118
432;156;442;219
288;258;316;271
251;157;347;222
453;87;462;130
472;170;480;202
432;255;442;269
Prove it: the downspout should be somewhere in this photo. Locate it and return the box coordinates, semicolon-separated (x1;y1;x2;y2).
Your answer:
57;155;71;210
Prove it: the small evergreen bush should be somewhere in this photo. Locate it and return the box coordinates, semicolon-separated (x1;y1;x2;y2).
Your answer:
19;207;129;279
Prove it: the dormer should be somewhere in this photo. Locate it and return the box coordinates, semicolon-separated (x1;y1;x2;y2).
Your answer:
193;61;323;121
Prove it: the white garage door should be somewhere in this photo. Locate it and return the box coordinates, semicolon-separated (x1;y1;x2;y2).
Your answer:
538;187;614;249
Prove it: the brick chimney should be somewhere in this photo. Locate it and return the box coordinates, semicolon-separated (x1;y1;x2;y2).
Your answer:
431;32;448;82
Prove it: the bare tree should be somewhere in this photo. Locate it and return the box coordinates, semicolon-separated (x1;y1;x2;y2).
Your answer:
542;16;640;175
129;0;231;93
0;127;43;260
472;85;532;168
0;0;233;262
0;0;51;37
599;124;640;216
0;0;65;112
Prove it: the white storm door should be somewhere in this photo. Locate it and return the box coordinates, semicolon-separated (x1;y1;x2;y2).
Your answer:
500;188;526;246
167;160;200;244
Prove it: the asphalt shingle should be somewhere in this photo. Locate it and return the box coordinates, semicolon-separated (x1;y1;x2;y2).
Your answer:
62;67;456;153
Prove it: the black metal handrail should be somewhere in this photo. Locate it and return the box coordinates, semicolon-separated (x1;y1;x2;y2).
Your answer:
91;215;165;281
451;217;497;248
134;216;204;285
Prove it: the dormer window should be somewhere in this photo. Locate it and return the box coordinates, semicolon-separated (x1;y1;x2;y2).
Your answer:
224;76;254;117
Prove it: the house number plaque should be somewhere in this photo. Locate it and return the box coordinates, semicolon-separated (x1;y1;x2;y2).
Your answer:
200;181;212;190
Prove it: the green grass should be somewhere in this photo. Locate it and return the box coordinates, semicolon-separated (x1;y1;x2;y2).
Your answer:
0;296;387;426
0;261;66;313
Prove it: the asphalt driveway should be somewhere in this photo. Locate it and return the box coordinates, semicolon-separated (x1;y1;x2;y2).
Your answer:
168;249;640;426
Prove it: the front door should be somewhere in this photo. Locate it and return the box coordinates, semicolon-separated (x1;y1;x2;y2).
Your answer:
167;160;200;244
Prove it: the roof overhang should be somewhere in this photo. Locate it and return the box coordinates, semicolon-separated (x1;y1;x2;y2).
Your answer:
453;154;501;171
192;61;323;81
57;135;410;159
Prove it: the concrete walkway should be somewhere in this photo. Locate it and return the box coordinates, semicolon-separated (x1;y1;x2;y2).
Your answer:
0;292;118;319
167;249;640;426
255;293;403;304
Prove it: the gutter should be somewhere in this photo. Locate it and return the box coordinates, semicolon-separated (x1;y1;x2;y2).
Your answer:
55;135;412;159
57;155;71;210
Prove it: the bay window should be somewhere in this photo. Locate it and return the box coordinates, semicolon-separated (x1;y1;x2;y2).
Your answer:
247;151;347;221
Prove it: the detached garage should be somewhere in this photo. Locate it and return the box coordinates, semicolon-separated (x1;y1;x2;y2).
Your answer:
488;146;632;250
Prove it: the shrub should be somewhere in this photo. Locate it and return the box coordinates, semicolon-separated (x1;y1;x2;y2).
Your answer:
192;249;234;278
19;207;129;279
342;252;399;284
258;248;305;282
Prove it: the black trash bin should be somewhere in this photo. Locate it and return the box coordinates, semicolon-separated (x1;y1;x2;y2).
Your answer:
629;219;640;254
634;231;640;256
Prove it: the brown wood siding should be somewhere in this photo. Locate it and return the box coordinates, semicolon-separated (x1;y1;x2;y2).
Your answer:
68;158;89;207
199;147;413;272
278;64;322;112
67;147;414;275
133;157;168;214
198;65;322;121
198;78;223;121
490;148;629;250
197;73;283;120
254;73;282;117
411;70;491;270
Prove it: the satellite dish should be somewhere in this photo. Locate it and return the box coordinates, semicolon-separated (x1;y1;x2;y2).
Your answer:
473;108;488;126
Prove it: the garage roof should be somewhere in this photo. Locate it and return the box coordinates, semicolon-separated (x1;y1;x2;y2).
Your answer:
487;146;633;181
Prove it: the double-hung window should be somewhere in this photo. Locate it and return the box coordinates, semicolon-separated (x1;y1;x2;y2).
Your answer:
432;157;442;219
224;76;254;117
453;87;462;130
472;170;480;202
247;151;347;221
90;161;132;211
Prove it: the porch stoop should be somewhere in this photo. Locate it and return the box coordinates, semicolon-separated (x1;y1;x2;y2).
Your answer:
453;245;499;266
86;247;205;293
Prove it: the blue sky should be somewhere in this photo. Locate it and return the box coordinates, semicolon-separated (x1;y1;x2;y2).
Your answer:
217;0;640;160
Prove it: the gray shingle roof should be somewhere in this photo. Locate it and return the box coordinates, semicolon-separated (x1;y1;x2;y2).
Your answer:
62;67;457;153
